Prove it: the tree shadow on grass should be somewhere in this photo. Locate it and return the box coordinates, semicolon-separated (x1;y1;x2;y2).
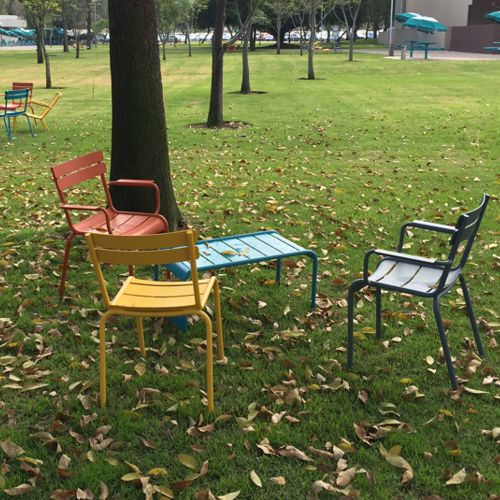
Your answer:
227;91;268;95
187;121;251;129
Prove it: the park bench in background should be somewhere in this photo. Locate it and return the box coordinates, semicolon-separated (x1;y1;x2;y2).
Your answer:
51;151;169;296
85;229;224;412
347;195;490;390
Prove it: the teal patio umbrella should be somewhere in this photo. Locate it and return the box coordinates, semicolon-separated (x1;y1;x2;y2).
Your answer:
395;12;419;24
486;11;500;23
403;15;448;34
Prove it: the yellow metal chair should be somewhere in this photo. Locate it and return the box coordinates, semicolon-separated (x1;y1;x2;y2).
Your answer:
85;230;224;412
26;92;61;132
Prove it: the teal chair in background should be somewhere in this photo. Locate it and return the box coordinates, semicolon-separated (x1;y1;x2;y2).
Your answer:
0;89;35;142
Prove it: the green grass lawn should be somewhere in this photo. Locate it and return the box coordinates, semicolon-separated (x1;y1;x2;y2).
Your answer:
0;45;499;499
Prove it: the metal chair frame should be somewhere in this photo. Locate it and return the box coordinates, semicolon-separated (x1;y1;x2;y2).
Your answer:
347;194;490;390
1;89;34;142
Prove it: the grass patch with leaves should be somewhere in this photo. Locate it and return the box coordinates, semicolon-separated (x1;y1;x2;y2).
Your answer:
0;46;499;499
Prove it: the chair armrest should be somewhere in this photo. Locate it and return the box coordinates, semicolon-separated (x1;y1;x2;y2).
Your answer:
60;204;113;233
398;220;457;250
363;248;447;282
29;98;50;108
108;179;160;214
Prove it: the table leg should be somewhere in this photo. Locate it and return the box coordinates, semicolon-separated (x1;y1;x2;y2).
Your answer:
276;258;282;285
306;251;318;310
424;48;429;60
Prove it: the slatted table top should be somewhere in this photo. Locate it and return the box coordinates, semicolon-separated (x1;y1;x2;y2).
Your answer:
166;230;314;280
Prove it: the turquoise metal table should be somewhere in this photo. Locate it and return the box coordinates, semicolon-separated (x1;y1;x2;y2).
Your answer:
157;231;318;330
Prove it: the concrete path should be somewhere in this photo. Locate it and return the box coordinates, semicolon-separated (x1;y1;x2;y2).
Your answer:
357;48;500;61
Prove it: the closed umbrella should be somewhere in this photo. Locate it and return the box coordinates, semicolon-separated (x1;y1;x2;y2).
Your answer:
485;11;500;23
403;15;448;34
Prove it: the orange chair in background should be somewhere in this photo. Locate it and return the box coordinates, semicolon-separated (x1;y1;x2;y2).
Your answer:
85;230;225;412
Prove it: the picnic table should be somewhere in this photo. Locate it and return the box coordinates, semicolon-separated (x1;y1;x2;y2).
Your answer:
404;40;437;60
157;230;318;330
483;41;500;52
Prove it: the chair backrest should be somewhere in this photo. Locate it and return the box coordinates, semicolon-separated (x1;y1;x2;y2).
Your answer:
449;194;490;269
51;151;111;205
4;89;29;115
12;82;33;99
44;92;61;115
85;230;201;308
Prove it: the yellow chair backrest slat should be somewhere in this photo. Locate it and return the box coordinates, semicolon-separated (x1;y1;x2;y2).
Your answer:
95;247;198;266
86;230;201;309
90;230;194;250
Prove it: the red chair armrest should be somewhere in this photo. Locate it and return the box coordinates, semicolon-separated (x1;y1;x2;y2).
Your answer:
108;179;161;214
60;204;113;233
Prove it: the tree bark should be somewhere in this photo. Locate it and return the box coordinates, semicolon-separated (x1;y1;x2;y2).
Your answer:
276;13;281;54
76;32;80;58
36;26;43;63
162;40;166;60
250;26;256;51
307;1;316;80
240;23;251;93
86;0;92;49
62;1;69;52
41;36;52;88
206;0;227;128
109;0;182;229
187;23;192;57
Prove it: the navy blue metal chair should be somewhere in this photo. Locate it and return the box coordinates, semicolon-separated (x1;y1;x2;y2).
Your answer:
347;195;490;390
1;89;35;142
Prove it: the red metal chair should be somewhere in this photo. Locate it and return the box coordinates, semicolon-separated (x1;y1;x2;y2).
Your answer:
51;151;169;296
12;82;34;114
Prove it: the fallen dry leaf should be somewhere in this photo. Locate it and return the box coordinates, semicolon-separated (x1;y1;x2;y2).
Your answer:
250;470;262;487
445;468;467;485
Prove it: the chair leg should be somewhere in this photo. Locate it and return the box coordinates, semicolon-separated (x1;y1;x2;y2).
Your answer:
136;317;146;357
59;233;75;297
41;118;49;132
433;296;459;391
459;274;484;357
3;116;12;142
13;116;17;132
26;116;35;137
376;288;382;339
347;279;365;370
199;311;214;413
99;312;112;409
213;280;225;360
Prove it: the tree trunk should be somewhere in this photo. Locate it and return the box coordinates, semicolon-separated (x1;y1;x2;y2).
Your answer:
36;27;43;63
41;36;52;88
62;1;69;52
87;1;92;49
108;0;182;229
187;23;192;57
240;24;251;94
307;3;316;80
162;41;166;60
206;0;227;128
348;28;354;61
276;13;281;54
76;33;80;58
250;26;256;51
